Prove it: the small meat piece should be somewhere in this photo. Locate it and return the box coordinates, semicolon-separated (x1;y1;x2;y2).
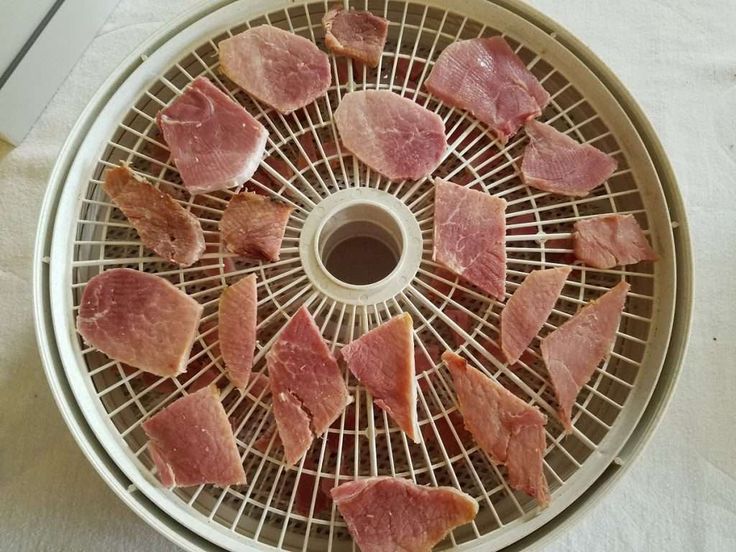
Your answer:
501;267;571;364
443;352;549;505
77;269;202;377
334;90;447;181
341;313;419;442
220;191;293;262
433;178;507;300
219;25;331;114
267;306;351;465
425;37;550;144
156;77;267;194
573;214;657;268
331;477;478;552
218;274;257;389
521;120;618;197
541;281;630;430
142;386;246;487
322;7;388;67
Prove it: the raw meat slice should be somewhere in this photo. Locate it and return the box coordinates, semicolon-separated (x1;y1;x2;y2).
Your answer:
331;477;478;552
573;214;657;268
443;352;549;505
334;90;447;181
218;274;257;389
156;76;267;194
541;281;630;430
77;268;202;377
103;165;205;267
425;37;550;144
218;25;331;114
142;386;246;487
220;191;293;261
322;7;388;67
433;178;507;300
267;306;351;465
340;313;419;442
521;120;618;197
501;267;571;364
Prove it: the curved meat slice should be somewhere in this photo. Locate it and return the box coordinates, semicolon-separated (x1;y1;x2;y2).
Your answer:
541;281;630;430
219;25;331;114
218;274;257;389
77;268;202;377
425;37;549;144
573;214;657;268
334;90;447;181
156;77;267;194
322;7;388;67
443;352;549;506
433;178;507;300
331;477;478;552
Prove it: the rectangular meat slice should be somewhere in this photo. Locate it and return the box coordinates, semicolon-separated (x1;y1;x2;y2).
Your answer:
322;7;388;68
573;214;658;268
218;274;257;389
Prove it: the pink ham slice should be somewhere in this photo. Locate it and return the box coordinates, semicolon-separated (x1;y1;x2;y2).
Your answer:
573;214;657;268
220;191;293;262
322;7;388;68
425;37;550;144
521;120;618;197
142;386;246;487
77;268;202;377
541;281;630;430
433;178;507;300
103;165;205;267
443;352;549;506
156;77;267;194
501;267;571;364
267;306;351;465
331;477;478;552
218;274;257;389
334;90;447;181
340;313;419;442
219;25;331;114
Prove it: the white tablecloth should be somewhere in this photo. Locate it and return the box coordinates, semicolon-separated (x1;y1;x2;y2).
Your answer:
1;1;734;550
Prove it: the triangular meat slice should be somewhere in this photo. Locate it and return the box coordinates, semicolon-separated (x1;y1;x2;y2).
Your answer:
218;274;257;389
573;214;657;269
323;7;388;68
331;477;478;552
340;313;418;442
443;352;549;505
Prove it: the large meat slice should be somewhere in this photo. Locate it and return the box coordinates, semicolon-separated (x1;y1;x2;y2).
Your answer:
443;352;549;505
218;274;257;389
501;267;571;364
156;77;267;194
433;178;507;300
340;313;418;442
220;191;293;262
331;477;478;552
322;7;388;67
573;214;657;268
142;386;246;487
103;166;205;267
541;281;630;430
334;90;446;181
267;306;351;465
77;269;202;377
521;120;617;197
219;25;331;114
425;37;550;144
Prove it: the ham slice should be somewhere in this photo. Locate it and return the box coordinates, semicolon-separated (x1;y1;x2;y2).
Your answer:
142;386;246;487
541;281;630;430
443;352;549;506
340;313;419;442
218;274;257;389
433;178;507;300
331;477;478;552
322;7;388;67
425;37;549;144
156;77;267;194
334;90;447;181
521;120;618;197
219;25;331;114
103;166;205;267
501;267;571;364
573;214;657;268
77;269;202;377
